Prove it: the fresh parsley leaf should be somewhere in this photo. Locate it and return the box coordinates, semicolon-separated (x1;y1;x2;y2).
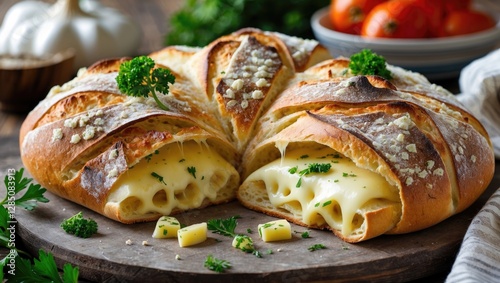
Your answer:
207;216;239;237
7;250;79;283
1;168;49;211
1;169;78;282
116;56;175;111
349;49;392;80
0;206;10;247
204;254;231;273
33;250;66;281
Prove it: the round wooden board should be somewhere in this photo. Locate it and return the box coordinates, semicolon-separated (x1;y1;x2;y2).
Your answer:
2;135;499;282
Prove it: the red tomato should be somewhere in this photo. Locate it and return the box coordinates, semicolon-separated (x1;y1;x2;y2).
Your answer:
361;0;428;38
414;0;444;37
439;10;496;37
443;0;472;13
329;0;387;35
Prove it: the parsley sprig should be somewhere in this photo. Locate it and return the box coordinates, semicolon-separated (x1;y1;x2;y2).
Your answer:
349;49;392;80
0;168;49;210
207;216;240;237
116;56;175;111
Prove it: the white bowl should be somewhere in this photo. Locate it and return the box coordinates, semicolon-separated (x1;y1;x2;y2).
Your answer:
311;6;500;80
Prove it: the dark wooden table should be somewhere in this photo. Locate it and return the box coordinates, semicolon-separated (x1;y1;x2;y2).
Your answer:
0;1;492;282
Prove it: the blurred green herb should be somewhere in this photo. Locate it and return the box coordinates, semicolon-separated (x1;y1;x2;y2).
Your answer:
166;0;329;47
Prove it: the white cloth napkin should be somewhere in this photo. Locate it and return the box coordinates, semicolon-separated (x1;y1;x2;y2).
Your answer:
456;48;500;158
445;48;500;282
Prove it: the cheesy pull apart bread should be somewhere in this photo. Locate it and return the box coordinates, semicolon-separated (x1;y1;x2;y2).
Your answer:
19;28;494;242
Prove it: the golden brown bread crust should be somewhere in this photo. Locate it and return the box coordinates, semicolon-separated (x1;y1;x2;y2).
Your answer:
19;28;494;242
238;74;494;242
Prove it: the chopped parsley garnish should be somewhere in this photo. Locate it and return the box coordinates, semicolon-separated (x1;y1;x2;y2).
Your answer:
187;166;196;179
288;166;298;174
252;250;263;258
204;254;231;273
348;49;392;80
116;56;175;111
151;172;167;185
343;172;357;177
322;200;332;207
308;244;326;252
301;231;310;238
289;163;332;188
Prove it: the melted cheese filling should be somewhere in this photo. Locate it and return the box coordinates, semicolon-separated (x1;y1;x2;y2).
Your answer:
108;141;238;217
246;147;400;237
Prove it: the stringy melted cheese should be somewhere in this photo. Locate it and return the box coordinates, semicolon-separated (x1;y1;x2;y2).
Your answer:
246;147;400;237
108;141;238;218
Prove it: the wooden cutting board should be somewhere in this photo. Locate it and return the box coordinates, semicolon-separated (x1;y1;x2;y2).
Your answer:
2;135;498;282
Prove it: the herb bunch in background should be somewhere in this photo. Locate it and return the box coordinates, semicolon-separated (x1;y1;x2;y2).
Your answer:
166;0;329;47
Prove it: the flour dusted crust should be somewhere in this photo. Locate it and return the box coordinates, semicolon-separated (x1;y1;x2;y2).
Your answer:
19;28;494;242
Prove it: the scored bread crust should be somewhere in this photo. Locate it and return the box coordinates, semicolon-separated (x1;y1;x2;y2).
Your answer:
19;28;494;242
19;28;331;223
238;73;494;242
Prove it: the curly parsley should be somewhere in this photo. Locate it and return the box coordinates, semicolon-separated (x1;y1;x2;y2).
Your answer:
349;49;392;80
116;56;175;111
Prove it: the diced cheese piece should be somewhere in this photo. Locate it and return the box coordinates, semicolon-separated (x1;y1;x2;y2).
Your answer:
152;216;181;239
232;234;254;252
258;219;292;242
177;222;207;247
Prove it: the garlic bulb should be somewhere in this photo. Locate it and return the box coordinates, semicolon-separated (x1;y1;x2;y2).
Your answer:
0;0;141;70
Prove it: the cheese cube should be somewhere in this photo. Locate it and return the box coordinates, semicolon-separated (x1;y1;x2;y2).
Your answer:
177;222;207;247
152;216;181;239
258;219;292;242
